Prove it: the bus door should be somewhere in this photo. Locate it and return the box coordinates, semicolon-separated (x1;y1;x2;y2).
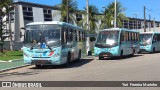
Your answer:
152;34;158;51
120;31;127;54
70;29;78;61
61;26;69;61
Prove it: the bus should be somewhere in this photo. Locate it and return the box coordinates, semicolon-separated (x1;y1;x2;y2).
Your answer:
22;21;85;67
94;28;140;60
139;32;160;53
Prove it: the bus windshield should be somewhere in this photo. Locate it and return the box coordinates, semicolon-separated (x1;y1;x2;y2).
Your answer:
96;31;119;47
140;34;152;45
24;24;61;48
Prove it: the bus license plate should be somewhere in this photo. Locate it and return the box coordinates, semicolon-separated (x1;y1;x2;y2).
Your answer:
103;54;108;57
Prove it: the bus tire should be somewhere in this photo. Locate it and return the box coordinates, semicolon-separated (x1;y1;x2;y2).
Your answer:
153;47;155;53
99;56;104;60
77;50;81;61
131;49;135;56
35;65;42;68
120;50;123;57
66;52;71;65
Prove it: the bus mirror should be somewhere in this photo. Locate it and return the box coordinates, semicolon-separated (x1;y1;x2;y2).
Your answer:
20;27;25;30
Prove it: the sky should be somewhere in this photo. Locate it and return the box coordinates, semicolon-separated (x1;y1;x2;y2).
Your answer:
19;0;160;21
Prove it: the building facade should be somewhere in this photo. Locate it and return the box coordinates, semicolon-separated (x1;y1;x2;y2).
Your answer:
1;1;160;50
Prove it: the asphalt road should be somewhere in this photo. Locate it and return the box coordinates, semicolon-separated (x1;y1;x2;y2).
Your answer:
1;53;160;90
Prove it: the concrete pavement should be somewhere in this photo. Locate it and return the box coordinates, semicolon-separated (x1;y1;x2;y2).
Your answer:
0;53;160;90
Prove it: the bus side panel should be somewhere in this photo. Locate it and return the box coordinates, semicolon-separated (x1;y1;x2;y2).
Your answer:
120;41;133;56
61;46;69;64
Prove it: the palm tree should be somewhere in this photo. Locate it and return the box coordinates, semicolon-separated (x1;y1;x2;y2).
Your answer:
100;1;127;29
54;0;78;24
78;5;99;34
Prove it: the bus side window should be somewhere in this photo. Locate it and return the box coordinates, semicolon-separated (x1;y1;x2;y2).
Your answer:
129;32;131;41
62;27;67;44
135;33;137;41
67;28;72;42
132;33;135;41
137;33;139;41
78;31;80;42
82;32;84;41
157;34;160;41
75;30;77;41
71;29;73;41
153;35;157;42
121;33;125;42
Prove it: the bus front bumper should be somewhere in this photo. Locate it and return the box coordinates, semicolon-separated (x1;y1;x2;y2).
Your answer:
99;52;115;57
139;45;152;53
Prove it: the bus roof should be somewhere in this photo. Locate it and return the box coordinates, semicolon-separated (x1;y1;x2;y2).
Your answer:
99;28;139;32
26;21;83;30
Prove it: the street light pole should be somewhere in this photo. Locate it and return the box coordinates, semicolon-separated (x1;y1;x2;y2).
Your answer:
144;6;146;32
86;0;90;55
114;0;117;28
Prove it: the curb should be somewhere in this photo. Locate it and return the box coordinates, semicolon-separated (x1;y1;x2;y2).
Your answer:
0;64;31;73
8;58;23;62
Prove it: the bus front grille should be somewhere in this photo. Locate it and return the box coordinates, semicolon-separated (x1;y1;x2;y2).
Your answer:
99;52;113;57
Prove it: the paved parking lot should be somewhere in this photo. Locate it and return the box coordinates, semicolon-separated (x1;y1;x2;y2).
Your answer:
0;53;160;90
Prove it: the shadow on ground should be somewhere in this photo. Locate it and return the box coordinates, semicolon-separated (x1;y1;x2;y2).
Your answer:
97;54;143;60
140;51;160;54
0;71;40;78
29;58;94;69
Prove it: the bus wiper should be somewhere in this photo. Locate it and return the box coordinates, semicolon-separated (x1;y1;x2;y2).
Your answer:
30;40;36;50
44;39;52;51
45;42;52;51
39;34;52;51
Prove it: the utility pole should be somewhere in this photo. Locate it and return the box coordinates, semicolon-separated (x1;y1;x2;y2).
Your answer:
153;18;155;31
66;0;69;23
149;14;151;31
86;0;90;55
114;0;117;28
144;6;146;32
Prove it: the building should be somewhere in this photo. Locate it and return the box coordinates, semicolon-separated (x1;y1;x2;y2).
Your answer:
1;1;160;50
122;17;160;32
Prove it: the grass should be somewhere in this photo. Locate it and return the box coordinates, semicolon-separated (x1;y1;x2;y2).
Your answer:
0;51;23;61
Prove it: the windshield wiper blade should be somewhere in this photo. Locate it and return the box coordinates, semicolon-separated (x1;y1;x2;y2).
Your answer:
46;43;52;51
30;40;37;50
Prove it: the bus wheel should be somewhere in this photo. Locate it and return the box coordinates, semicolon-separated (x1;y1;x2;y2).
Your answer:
35;65;42;68
77;50;81;61
120;50;123;57
99;56;104;60
66;52;71;65
131;49;135;56
153;47;155;53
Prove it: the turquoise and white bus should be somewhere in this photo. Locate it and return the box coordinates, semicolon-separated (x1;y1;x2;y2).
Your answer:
94;28;140;60
22;21;85;67
139;32;160;53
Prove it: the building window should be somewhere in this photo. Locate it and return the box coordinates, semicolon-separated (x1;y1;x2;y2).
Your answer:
156;23;159;27
43;9;52;21
23;6;33;21
76;14;82;21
